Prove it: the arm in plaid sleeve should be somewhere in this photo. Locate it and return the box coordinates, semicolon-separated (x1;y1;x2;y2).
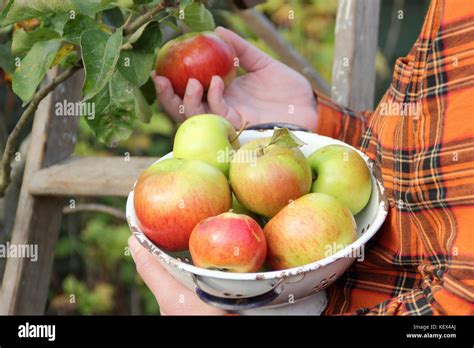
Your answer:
323;0;474;316
315;92;373;148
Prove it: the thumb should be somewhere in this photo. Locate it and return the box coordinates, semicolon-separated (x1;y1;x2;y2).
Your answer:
128;236;226;315
215;26;273;72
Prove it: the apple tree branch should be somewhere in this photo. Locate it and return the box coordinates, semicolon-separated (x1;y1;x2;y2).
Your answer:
0;1;169;197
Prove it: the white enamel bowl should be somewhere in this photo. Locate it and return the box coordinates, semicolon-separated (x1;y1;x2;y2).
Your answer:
126;129;388;312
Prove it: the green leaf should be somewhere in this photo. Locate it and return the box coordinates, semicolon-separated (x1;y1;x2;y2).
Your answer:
58;50;79;68
161;16;179;33
1;0;110;26
2;0;75;26
0;0;15;25
12;27;59;57
0;43;15;74
126;21;161;52
102;7;124;27
182;3;215;32
134;87;151;122
179;0;194;10
126;22;149;47
268;128;306;149
12;38;62;104
81;28;123;101
117;50;155;86
86;71;143;146
71;0;112;17
51;42;76;67
134;0;157;4
47;12;70;35
140;77;157;104
63;14;98;45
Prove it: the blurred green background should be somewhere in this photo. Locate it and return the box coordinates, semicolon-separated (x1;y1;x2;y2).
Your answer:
0;0;429;315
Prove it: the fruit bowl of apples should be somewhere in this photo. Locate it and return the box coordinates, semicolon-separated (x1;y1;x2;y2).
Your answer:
126;115;389;313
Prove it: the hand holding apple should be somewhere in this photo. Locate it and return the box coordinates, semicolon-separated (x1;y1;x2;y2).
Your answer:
189;212;267;273
134;158;232;251
153;27;317;130
155;31;237;98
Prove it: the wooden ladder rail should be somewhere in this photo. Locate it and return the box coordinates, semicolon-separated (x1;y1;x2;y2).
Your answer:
0;69;155;314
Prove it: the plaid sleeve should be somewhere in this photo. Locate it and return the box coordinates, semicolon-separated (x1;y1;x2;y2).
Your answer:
314;92;373;148
323;0;474;316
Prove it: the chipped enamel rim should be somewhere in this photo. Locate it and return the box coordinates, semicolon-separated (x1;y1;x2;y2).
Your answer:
126;130;389;281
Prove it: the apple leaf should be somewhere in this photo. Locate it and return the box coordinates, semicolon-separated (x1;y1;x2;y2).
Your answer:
268;128;306;149
47;12;71;35
0;1;15;25
51;42;76;67
134;0;156;4
102;7;125;27
86;70;150;146
12;38;62;104
57;50;79;69
81;28;123;101
117;50;155;87
71;0;113;17
63;14;99;45
134;86;152;123
179;0;194;11
0;0;111;26
129;21;162;52
126;22;150;47
0;43;15;74
118;21;160;86
181;3;215;32
161;16;180;33
12;27;60;57
140;77;157;104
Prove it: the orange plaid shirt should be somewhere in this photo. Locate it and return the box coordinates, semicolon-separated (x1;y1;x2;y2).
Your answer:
317;0;474;315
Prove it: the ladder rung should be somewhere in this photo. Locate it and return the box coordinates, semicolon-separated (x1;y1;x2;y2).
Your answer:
28;156;158;197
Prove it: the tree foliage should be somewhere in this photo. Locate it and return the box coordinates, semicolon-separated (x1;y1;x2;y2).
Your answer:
0;0;215;146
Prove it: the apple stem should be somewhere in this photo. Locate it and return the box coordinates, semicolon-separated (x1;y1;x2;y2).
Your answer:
230;120;249;144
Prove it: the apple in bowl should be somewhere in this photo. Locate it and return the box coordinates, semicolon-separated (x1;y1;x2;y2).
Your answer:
133;158;232;252
308;145;372;215
229;136;312;218
264;193;357;270
173;114;239;177
189;212;267;273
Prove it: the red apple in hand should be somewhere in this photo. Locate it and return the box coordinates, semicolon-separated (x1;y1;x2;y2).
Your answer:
189;212;267;273
155;32;237;98
264;193;357;270
134;158;232;251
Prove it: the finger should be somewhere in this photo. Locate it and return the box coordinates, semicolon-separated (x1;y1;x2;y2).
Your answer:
152;74;185;122
183;78;207;117
128;237;224;315
207;76;243;129
129;236;169;299
207;75;228;116
215;26;272;72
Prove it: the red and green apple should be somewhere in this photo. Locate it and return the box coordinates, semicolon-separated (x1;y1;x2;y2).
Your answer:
134;158;232;251
155;32;237;98
264;193;357;270
189;212;267;273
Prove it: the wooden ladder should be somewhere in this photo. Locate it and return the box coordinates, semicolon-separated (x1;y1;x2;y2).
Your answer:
0;0;379;314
